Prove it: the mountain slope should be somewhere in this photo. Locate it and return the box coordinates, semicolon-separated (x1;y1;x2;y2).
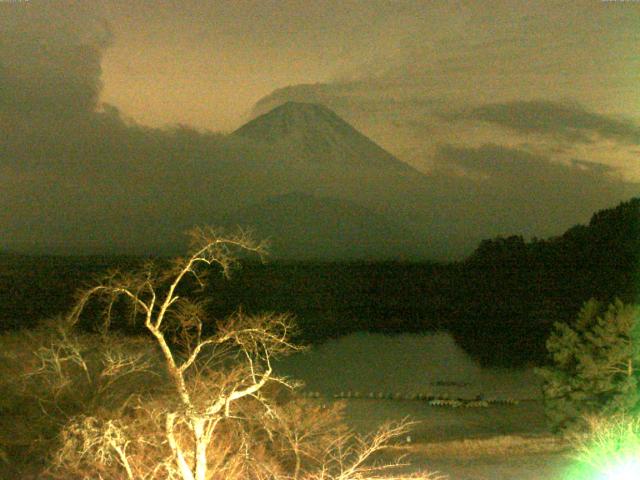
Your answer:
230;101;416;173
227;101;486;259
221;191;426;260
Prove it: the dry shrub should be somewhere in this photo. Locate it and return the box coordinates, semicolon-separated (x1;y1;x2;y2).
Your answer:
0;321;161;474
397;434;569;459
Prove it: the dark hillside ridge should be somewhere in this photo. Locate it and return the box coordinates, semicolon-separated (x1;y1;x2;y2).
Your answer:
2;198;637;367
221;191;428;260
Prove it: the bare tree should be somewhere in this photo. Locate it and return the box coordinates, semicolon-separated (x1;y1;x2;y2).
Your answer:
35;227;445;480
61;227;300;480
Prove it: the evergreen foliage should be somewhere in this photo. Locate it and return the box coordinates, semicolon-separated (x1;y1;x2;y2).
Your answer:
537;299;640;433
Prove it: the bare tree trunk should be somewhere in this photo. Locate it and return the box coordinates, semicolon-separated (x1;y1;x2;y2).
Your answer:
193;417;208;480
166;413;196;480
293;445;301;480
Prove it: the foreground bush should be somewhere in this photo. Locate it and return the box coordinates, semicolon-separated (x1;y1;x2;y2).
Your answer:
0;321;169;476
536;298;640;433
3;228;444;479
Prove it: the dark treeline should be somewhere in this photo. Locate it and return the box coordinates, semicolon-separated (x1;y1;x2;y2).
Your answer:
454;197;640;365
1;198;638;367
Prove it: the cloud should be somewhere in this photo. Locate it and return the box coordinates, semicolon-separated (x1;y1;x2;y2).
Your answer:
0;38;103;118
0;6;252;253
433;143;626;186
1;3;637;258
431;143;639;239
0;2;111;119
451;100;640;145
435;143;553;177
570;158;615;174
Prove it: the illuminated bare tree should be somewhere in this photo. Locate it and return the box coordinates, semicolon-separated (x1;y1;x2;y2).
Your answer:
40;227;445;480
63;227;303;480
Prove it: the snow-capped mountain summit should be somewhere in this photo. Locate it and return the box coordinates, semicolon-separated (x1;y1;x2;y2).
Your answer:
231;101;415;172
224;101;468;259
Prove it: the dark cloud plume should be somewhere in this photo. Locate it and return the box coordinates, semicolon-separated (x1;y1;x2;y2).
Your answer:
0;3;111;119
0;36;104;118
0;12;328;255
452;100;640;144
0;6;245;253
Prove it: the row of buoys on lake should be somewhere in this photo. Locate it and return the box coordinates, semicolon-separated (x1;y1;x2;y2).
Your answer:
297;390;520;406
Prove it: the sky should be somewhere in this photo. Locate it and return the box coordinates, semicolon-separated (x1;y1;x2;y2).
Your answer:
96;1;640;143
1;0;639;256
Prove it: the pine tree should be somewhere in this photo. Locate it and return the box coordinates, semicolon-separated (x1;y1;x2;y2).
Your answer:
536;298;640;433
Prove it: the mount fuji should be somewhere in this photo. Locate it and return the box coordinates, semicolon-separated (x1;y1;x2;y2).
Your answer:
231;101;416;174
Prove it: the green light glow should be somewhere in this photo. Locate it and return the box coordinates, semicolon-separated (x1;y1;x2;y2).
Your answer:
563;416;640;480
602;457;640;480
564;453;640;480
